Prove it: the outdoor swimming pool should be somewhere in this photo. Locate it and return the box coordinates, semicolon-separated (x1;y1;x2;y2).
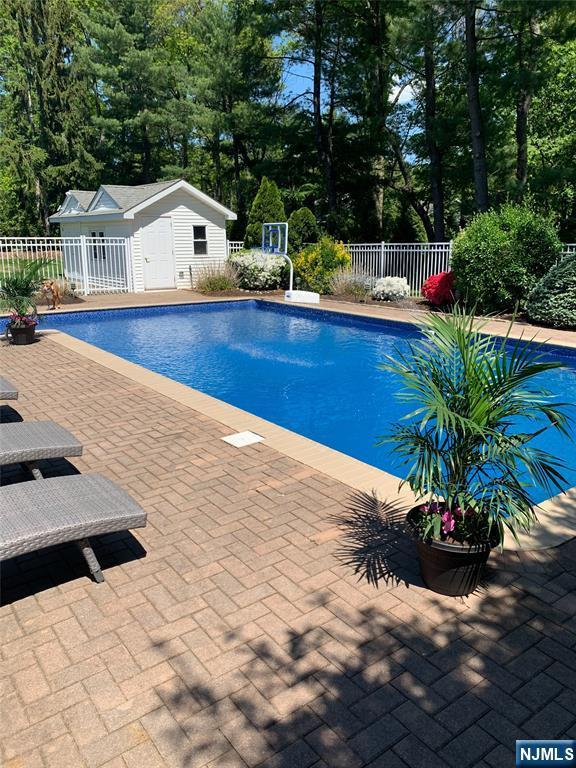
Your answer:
44;300;576;503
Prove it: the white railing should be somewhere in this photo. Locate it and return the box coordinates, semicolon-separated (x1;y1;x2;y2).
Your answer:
345;243;382;277
347;242;452;295
0;236;131;295
346;240;576;295
1;236;573;299
226;239;575;295
227;240;244;256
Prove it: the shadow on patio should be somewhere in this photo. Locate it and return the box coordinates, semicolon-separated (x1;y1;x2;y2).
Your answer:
145;495;576;767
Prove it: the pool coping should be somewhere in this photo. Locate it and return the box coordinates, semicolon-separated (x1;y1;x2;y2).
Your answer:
40;298;576;551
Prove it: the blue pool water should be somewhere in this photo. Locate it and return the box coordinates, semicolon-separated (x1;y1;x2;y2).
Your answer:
43;300;576;502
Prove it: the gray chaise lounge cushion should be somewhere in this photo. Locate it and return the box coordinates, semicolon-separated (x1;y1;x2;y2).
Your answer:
0;376;18;400
0;421;83;466
0;474;147;562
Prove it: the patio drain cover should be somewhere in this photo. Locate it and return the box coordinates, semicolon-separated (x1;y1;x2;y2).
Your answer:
221;431;264;448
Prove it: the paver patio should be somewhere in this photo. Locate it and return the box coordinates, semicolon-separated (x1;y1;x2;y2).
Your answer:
1;333;576;768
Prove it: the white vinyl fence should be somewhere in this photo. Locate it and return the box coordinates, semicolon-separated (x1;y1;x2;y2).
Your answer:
227;240;244;256
227;239;576;295
2;236;574;299
347;242;452;295
226;239;451;293
0;236;131;295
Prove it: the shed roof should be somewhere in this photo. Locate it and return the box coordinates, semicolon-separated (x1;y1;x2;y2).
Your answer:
68;190;96;210
49;179;236;222
94;180;179;213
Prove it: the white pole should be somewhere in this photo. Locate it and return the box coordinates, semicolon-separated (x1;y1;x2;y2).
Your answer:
124;236;133;292
80;234;90;295
284;255;294;292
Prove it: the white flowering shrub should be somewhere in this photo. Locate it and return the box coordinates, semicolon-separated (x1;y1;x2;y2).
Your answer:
372;276;411;301
229;251;287;290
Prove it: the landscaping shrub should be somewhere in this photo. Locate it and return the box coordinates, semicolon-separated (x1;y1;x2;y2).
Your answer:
195;263;238;292
244;177;286;248
287;207;319;255
422;270;455;306
229;251;286;290
372;276;410;301
451;205;562;313
330;268;370;301
526;255;576;328
293;236;351;294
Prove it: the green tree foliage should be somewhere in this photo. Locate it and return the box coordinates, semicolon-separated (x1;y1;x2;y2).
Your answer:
287;207;319;255
156;0;282;237
244;177;286;248
451;204;562;313
83;0;179;185
526;255;576;329
528;39;576;239
0;0;575;240
0;0;100;233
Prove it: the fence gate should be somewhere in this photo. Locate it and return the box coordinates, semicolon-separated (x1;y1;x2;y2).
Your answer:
0;236;132;295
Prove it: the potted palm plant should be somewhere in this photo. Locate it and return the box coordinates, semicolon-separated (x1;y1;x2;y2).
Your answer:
382;306;572;596
0;260;51;345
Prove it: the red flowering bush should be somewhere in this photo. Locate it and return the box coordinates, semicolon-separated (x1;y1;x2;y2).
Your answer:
422;270;454;306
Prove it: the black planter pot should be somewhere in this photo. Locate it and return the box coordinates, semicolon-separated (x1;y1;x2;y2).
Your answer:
8;324;36;345
407;507;495;596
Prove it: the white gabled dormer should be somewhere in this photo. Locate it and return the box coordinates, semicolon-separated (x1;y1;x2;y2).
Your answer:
88;187;120;212
60;193;84;214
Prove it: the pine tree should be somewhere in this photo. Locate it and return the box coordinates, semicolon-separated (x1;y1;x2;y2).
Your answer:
287;207;319;255
0;0;100;233
84;0;181;185
244;177;286;247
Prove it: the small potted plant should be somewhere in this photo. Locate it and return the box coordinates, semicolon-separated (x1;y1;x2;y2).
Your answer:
381;306;572;596
1;260;51;345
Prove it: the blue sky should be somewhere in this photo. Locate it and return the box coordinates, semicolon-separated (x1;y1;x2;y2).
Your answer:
280;57;415;107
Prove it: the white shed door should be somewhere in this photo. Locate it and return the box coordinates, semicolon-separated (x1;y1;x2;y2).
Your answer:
141;217;175;289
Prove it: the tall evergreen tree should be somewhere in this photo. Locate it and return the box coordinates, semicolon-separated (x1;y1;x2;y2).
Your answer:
84;0;180;184
464;0;489;212
158;0;282;236
0;0;99;233
244;177;286;247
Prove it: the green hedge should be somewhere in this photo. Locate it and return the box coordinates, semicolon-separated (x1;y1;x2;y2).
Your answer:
526;255;576;328
451;205;561;313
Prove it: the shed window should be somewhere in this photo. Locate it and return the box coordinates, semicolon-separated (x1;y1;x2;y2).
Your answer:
193;225;207;255
91;231;106;259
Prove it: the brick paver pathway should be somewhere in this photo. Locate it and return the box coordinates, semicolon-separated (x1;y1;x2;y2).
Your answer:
1;338;576;768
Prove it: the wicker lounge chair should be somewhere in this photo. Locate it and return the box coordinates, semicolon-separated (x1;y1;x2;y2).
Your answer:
0;376;18;400
0;473;147;582
0;421;83;479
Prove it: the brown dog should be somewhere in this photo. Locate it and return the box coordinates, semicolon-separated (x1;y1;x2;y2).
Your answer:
41;280;62;310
